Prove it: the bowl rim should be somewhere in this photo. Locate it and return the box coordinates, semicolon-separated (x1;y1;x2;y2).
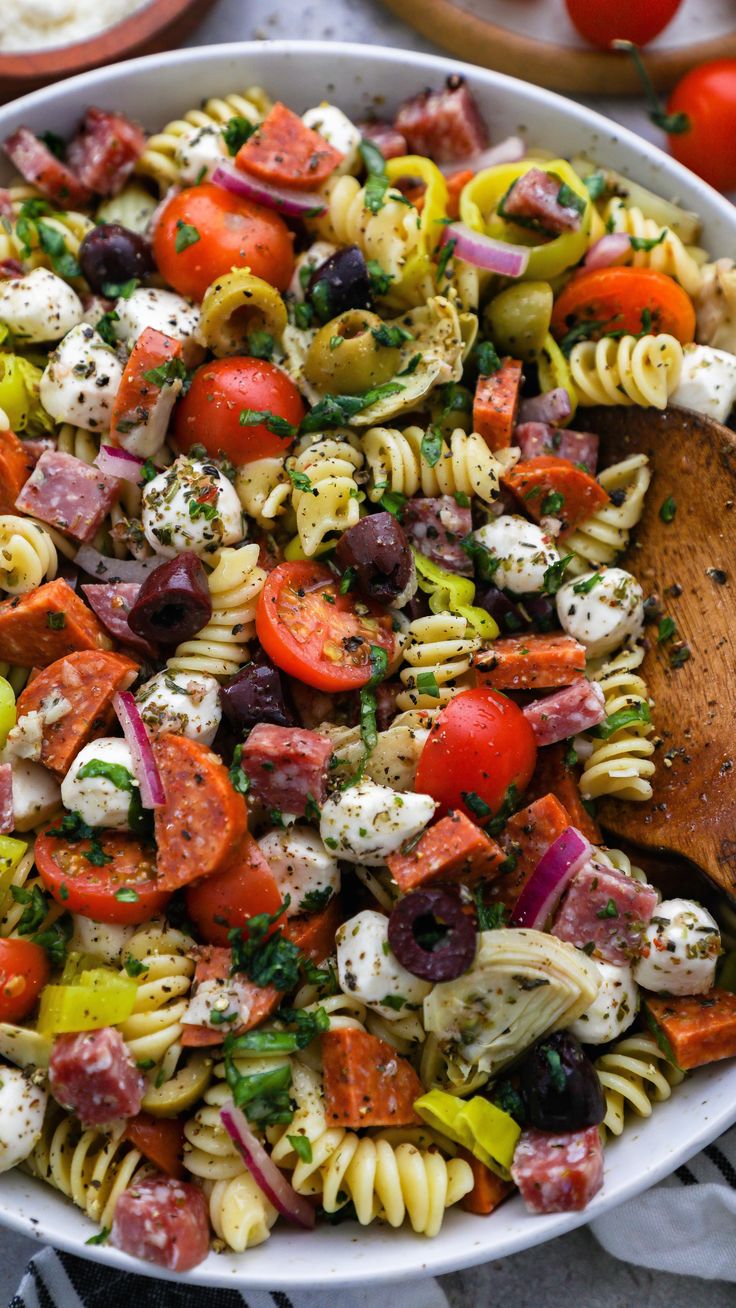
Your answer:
0;0;202;76
0;38;735;1288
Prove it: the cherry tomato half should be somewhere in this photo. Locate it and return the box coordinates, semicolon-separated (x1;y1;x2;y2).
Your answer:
256;561;396;692
174;356;305;465
186;834;283;947
565;0;682;50
35;830;170;925
551;267;696;345
0;937;50;1023
667;61;736;192
415;688;537;820
152;183;295;301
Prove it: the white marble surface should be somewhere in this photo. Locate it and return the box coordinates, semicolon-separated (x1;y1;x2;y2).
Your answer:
1;1;733;1302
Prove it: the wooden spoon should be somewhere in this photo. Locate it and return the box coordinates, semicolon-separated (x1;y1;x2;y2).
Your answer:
583;404;736;898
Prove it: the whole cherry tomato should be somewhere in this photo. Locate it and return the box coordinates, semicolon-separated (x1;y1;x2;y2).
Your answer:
667;61;736;192
565;0;682;50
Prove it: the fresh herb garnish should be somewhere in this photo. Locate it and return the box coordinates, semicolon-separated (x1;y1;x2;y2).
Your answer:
228;743;250;796
86;1228;110;1247
596;898;619;919
101;277;138;300
371;323;413;348
287;468;313;493
657;616;677;643
77;759;135;792
460;533;501;582
124;954;149;978
592;703;652;738
416;670;441;699
143;357;188;388
240;408;297;439
461;791;493;820
473;887;507;931
379;489;407;518
288;1134;313;1163
46;611;66;630
229;899;301;991
474;339;501;376
359;139;390;214
114;887;139;903
174;220;200;252
299;886;334;914
223;1060;294;1126
583;171;606;201
436;237;456;283
420;426;443;468
542;555;573;595
630;230;667;252
572;571;603;595
300;383;404;433
541;491;565;515
366;259;393;298
659;495;677;523
222;115;256;155
246;330;276;360
339;566;357;594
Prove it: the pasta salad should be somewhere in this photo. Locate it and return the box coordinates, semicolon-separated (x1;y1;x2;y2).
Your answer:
0;74;733;1272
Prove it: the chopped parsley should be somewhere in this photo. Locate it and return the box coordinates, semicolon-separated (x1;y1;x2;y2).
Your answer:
228;743;250;796
416;670;441;700
101;277;139;300
222;115;256;155
229;898;302;991
288;1134;313;1163
96;309;119;346
300;382;404;433
657;616;677;644
371;323;413;348
11;884;49;935
473;339;501;376
583;170;606;201
473;888;507;931
596;898;619;919
436;237;456;283
77;759;135;792
359;139;390;214
542;555;573;595
114;887;139;903
485;782;519;836
366;259;393;298
124;954;149;978
381;994;407;1011
174;220;200;253
140;458;157;483
659;495;677;523
239;408;297;439
35;221;80;279
246;330;276;360
592;703;651;738
630;230;667;252
287;468;313;493
223;1060;294;1126
572;571;603;595
379;489;407;519
460;533;501;582
143;357;188;388
46;611;66;630
461;791;493;820
670;643;691;669
294;301;314;330
420;426;443;468
299;886;334;914
556;181;586;215
339;566;357;594
541;490;565;516
85;1228;110;1247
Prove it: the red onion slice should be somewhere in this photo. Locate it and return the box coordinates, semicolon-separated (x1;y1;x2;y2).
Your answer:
441;222;529;277
583;232;632;271
95;444;145;483
518;387;572;428
113;690;165;809
511;827;592;930
212;163;326;218
75;545;162;584
438;135;525;175
220;1101;316;1229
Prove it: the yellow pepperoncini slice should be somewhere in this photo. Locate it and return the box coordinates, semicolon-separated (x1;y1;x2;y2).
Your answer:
455;605;500;640
384;155;449;305
0;353;54;434
0;675;17;749
0;835;27;920
413;549;476;613
537;332;578;423
37;967;138;1035
414;1088;521;1179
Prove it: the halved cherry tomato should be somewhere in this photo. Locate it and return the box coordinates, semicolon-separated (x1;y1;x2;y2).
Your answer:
185;833;283;947
174;357;304;465
256;561;396;692
152;183;294;301
667;61;736;192
415;687;537;820
551;267;696;345
35;829;170;925
124;1113;185;1178
565;0;682;50
0;938;50;1023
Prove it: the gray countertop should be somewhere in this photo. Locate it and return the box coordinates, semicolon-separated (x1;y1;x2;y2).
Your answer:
0;1;732;1302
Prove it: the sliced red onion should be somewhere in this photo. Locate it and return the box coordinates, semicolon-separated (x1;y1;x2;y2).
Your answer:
583;232;632;271
212;163;326;218
512;827;592;930
75;545;162;584
518;387;572;428
441;222;529;277
439;136;525;175
95;444;145;483
220;1101;316;1229
113;689;165;809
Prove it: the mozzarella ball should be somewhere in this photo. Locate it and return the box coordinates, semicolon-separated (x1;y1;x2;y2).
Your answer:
39;323;123;430
0;1067;47;1173
258;826;340;917
5;756;61;832
60;737;137;831
113;287;202;366
141;455;244;558
336;908;431;1019
671;343;736;424
175;124;229;185
319;779;435;866
568;960;639;1045
289;241;337;301
302;104;361;173
71;915;136;966
556;567;644;659
634;898;721;996
136;670;221;745
473;515;560;595
0;268;83;343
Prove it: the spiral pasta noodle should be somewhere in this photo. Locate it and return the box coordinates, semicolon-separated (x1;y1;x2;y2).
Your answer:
0;185;93;279
0;516;57;594
236;458;291;528
25;1107;149;1227
134;89;272;192
116;924;195;1076
396;612;480;711
603;198;703;296
580;645;656;802
363;425;500;506
312;174;423;291
565;454;651;577
594;1033;685;1138
0;836;63;939
289;437;363;557
569;333;683;408
322;1134;473;1234
204;1172;277;1252
168;543;265;678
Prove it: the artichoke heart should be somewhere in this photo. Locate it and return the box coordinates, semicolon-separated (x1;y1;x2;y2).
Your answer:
351;295;466;425
423;928;601;1078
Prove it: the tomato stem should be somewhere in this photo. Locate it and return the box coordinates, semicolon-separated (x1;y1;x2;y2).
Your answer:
613;40;691;135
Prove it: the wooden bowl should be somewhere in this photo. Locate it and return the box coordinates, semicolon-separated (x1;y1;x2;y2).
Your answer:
0;0;219;103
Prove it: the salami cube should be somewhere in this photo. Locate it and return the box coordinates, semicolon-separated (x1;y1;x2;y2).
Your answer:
356;120;408;160
473;359;523;452
401;495;473;576
15;649;137;777
66;107;146;197
511;1126;604;1214
501;168;583;235
387;809;506;892
322;1028;424;1128
82;582;157;660
552;859;658;964
514;422;599;475
0;763;13;834
394;75;488;163
2;127;93;208
242;723;332;816
516;388;572;429
491;793;572;908
0;578;111;667
523;679;606;747
16;450;120;544
48;1027;145;1128
111;1174;210;1271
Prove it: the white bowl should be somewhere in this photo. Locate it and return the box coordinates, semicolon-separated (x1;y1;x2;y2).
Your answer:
1;40;735;1290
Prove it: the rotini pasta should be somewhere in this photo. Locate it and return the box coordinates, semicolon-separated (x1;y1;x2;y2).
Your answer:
235;457;291;528
134;89;271;192
565;454;651;576
363;425;500;506
569;333;683;408
25;1107;150;1227
396;612;480;711
603;198;703;296
0;185;93;281
322;1134;473;1234
288;437;363;556
594;1033;685;1138
580;645;657;802
204;1172;277;1252
168;543;265;678
116;924;195;1076
0;516;57;594
311;174;423;296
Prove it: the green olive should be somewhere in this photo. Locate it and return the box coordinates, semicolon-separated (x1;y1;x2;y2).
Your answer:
484;282;554;363
303;310;401;395
427;383;474;438
142;1050;214;1117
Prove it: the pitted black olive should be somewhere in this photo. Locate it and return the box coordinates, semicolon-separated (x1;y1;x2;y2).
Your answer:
128;552;211;644
388;888;476;981
306;245;372;322
518;1031;606;1132
79;223;154;294
220;653;295;733
335;512;415;607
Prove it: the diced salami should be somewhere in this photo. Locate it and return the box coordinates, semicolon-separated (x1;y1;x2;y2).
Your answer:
19;438;56;468
517;388;572;429
15;649;137;777
387;809;506;892
525;742;602;845
2;128;92;208
552;859;658;964
15;450;121;544
501;167;583;235
0;259;23;280
82;582;158;660
0;190;12;221
153;735;247;891
401;495;473;575
522;679;606;747
111;1173;210;1272
242;723;332;816
322;1028;424;1128
356;120;408;160
48;1027;145;1128
0;578;111;667
514;422;599;475
66;107;146;197
511;1126;604;1215
394;75;488;163
0;763;13;834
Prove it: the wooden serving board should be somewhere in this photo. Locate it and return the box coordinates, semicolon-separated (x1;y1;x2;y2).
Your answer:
382;0;736;94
